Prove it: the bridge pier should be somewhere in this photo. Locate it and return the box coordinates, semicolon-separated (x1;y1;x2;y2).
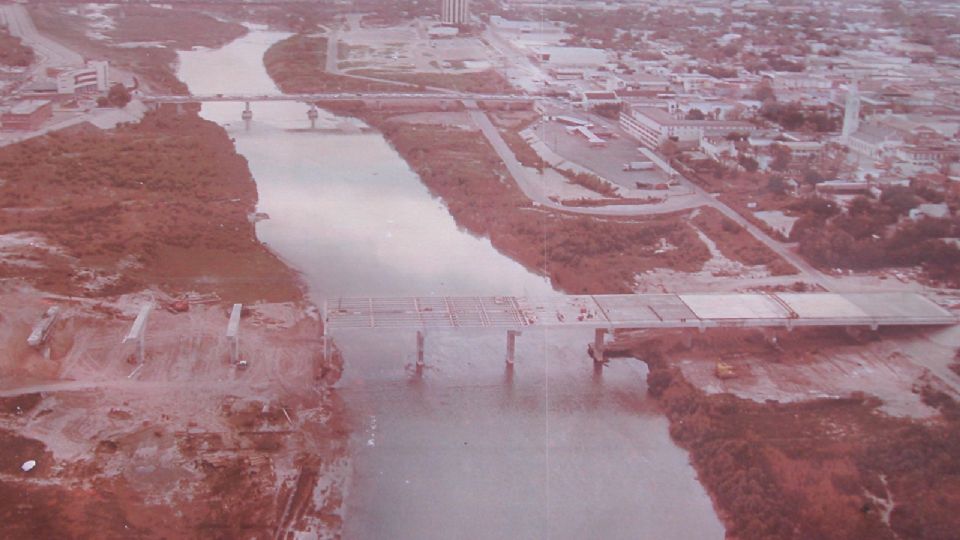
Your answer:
416;330;425;370
506;330;521;366
590;328;608;365
242;101;253;121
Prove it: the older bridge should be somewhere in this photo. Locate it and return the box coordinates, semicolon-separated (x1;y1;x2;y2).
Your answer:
323;292;957;367
141;91;535;123
141;92;535;104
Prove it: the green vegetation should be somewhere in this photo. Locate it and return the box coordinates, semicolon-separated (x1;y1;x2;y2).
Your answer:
263;34;402;93
634;332;960;540
360;115;710;293
692;206;798;275
96;83;131;108
107;5;246;49
350;69;513;94
791;190;960;285
0;110;300;301
28;4;246;94
558;169;620;198
0;27;34;67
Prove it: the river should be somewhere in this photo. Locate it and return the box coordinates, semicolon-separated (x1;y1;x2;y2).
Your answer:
178;29;724;539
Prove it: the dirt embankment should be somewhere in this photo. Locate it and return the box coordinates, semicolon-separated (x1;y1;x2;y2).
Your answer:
691;206;798;276
0;286;348;539
29;4;247;94
0;109;301;303
0;106;350;537
264;34;407;94
618;330;960;540
361;113;711;293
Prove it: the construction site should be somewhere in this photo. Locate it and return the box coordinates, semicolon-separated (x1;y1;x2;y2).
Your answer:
2;2;960;538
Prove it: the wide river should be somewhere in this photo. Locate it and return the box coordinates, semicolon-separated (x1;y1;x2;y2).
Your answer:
178;29;723;539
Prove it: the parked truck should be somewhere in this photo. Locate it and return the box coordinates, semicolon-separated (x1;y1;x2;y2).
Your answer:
623;161;654;171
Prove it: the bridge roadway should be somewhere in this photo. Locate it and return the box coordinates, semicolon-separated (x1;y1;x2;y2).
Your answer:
325;292;956;332
325;292;957;365
140;92;535;104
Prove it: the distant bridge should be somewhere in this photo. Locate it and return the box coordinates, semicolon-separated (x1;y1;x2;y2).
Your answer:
140;92;536;104
323;292;957;367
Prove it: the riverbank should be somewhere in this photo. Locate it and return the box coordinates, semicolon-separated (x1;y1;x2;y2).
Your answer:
0;109;301;303
28;4;247;94
0;282;347;538
263;34;406;93
612;328;960;539
359;111;711;293
0;102;348;539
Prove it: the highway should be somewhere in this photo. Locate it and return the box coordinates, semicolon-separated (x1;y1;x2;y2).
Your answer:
0;3;83;71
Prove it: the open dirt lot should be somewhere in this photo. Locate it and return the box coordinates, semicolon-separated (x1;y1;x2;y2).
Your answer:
0;281;346;539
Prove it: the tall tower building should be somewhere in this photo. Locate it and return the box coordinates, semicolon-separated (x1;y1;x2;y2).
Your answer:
442;0;470;25
841;82;860;141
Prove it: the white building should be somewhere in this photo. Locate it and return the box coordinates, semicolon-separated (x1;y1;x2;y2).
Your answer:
56;60;109;94
441;0;470;25
620;105;756;149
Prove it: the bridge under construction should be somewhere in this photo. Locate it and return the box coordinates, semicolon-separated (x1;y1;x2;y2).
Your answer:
324;292;957;366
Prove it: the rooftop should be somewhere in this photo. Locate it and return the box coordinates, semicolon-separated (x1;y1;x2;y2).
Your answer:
5;100;52;115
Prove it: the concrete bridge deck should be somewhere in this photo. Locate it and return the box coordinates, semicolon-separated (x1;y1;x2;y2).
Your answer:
325;292;957;332
141;92;535;104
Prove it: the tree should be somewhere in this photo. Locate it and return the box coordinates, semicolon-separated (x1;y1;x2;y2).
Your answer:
685;108;706;120
768;175;788;195
770;144;792;172
660;138;680;159
880;186;921;216
100;83;132;108
752;81;775;101
738;153;759;172
803;170;825;185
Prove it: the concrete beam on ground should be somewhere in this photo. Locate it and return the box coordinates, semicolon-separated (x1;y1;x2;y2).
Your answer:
123;303;153;364
226;303;242;364
27;306;60;348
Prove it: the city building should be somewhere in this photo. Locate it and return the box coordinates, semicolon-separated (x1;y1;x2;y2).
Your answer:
56;60;109;94
441;0;470;25
620;104;756;149
1;99;53;131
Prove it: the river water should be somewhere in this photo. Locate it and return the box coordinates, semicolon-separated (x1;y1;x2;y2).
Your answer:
178;29;724;539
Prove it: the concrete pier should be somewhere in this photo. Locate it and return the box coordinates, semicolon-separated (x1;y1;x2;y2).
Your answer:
27;306;60;348
591;328;607;364
416;330;425;368
506;330;521;365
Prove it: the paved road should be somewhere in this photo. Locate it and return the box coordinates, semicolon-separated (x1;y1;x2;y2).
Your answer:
465;100;696;216
464;100;835;289
0;3;83;70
